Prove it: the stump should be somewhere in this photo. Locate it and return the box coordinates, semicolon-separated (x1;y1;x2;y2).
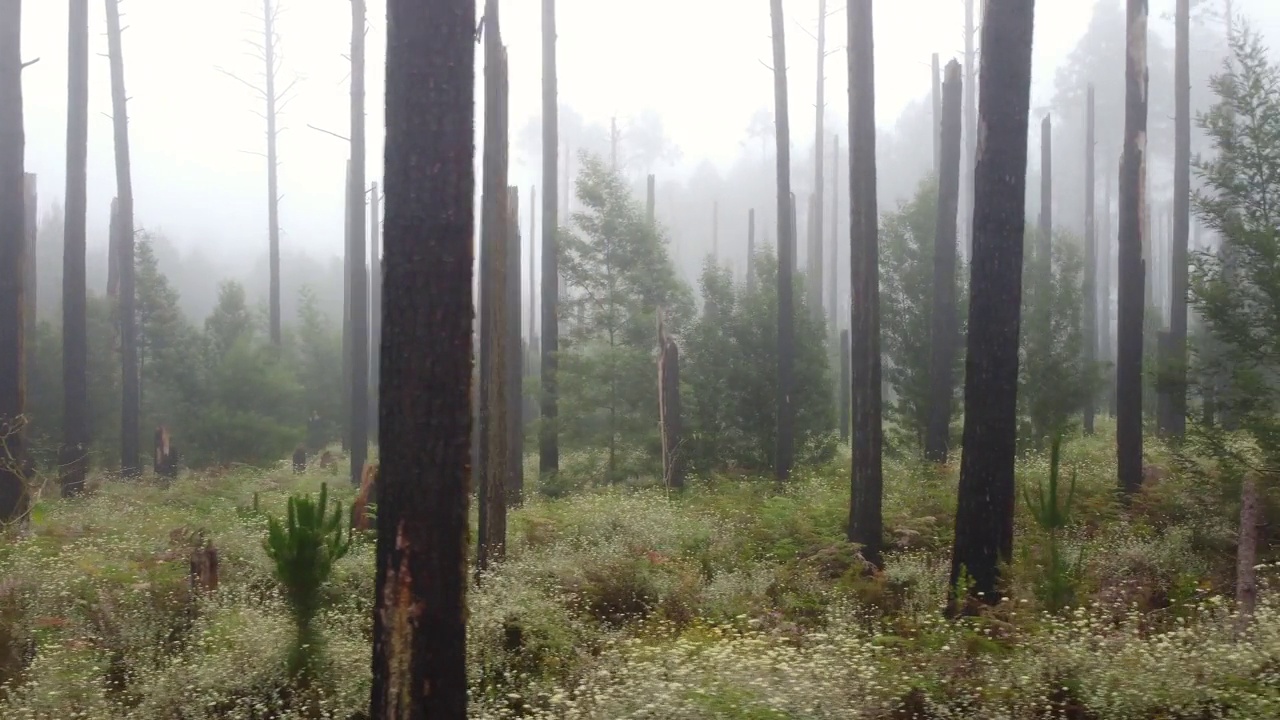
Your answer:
189;545;219;594
292;445;307;474
153;426;178;480
352;462;378;531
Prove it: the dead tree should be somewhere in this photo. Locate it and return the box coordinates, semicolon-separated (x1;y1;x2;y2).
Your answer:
506;187;523;506
1084;84;1097;435
106;0;141;478
948;0;1036;612
1117;0;1148;497
839;328;850;442
341;160;352;453
925;59;962;463
1102;164;1114;414
769;0;796;482
0;0;29;520
540;0;560;479
22;174;34;342
153;425;177;480
107;197;120;298
828;134;839;336
477;0;509;577
1038;115;1053;326
658;313;684;491
962;0;978;258
348;0;369;489
808;0;834;325
846;0;884;567
1169;0;1190;438
215;0;298;345
931;53;941;175
369;181;381;433
62;0;90;497
371;0;475;714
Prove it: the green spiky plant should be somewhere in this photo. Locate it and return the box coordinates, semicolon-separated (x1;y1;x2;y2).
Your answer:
264;482;352;681
1023;434;1084;612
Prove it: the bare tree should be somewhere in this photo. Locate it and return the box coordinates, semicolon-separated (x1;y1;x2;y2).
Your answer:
948;0;1037;611
1117;0;1148;496
369;181;380;432
932;53;941;175
62;0;90;497
348;0;369;489
506;187;523;506
1168;0;1190;438
808;0;835;324
769;0;795;482
1084;84;1097;435
846;0;883;567
540;0;560;479
216;0;300;345
370;0;475;714
962;0;979;258
106;0;140;477
1038;115;1053;322
925;59;962;463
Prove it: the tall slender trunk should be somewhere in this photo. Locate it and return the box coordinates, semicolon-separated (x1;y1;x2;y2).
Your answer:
1235;473;1261;633
0;0;27;520
506;187;523;507
1102;163;1114;415
769;0;795;482
529;184;536;341
828;134;839;336
658;315;683;490
540;0;560;477
1084;84;1097;435
839;328;850;443
1170;0;1190;438
342;160;352;453
847;0;883;567
370;181;381;434
962;0;978;259
931;53;941;175
22;174;34;342
1039;115;1053;324
949;0;1036;611
62;0;90;497
477;2;509;575
264;0;282;344
106;0;140;477
925;59;962;463
107;197;120;298
348;0;369;488
1117;0;1148;497
811;0;826;324
371;0;475;713
747;208;756;293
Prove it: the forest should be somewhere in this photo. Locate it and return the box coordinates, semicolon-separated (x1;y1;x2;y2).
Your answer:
3;0;1280;717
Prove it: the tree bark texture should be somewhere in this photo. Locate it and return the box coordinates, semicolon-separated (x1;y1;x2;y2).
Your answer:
1235;473;1261;634
770;0;795;483
106;0;140;478
949;0;1036;609
811;0;826;326
370;0;475;716
1170;0;1190;438
1117;0;1148;496
925;59;962;463
846;0;883;567
107;197;120;299
506;187;523;507
62;0;90;497
370;181;382;434
348;0;369;489
539;0;560;478
0;0;27;520
1084;84;1097;436
839;328;850;443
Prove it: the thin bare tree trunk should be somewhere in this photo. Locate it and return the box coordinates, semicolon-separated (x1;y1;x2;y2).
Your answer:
769;0;795;483
1103;163;1114;415
506;187;523;507
264;0;282;345
1084;84;1097;436
1117;0;1148;497
1170;0;1190;438
0;0;28;520
747;208;756;293
347;0;369;488
370;181;381;434
22;174;34;342
540;0;560;478
828;134;839;336
949;0;1036;611
925;59;962;463
106;0;140;477
371;0;475;714
62;0;90;497
839;328;850;443
810;0;827;324
658;315;683;491
931;53;941;175
1039;114;1053;326
962;0;978;259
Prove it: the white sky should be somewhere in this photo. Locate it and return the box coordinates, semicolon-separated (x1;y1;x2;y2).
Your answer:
17;0;1280;263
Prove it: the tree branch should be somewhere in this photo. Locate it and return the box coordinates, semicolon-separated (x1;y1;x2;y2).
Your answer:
307;124;350;142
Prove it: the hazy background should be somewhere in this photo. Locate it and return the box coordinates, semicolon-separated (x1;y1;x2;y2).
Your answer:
16;0;1280;329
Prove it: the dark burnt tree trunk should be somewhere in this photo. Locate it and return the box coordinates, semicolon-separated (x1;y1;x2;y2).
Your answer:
62;0;90;497
106;0;140;478
477;4;509;576
540;0;560;479
846;0;883;567
0;0;27;520
839;328;850;443
925;59;962;463
948;0;1036;612
370;0;475;715
506;187;523;507
348;0;369;488
769;0;795;483
1084;84;1097;435
1169;0;1190;438
658;315;683;490
1117;0;1148;497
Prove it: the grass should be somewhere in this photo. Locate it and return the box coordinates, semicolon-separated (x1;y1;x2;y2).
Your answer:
1;423;1278;719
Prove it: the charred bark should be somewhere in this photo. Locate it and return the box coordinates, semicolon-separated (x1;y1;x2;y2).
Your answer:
62;0;90;497
0;0;27;520
769;0;796;482
540;0;560;478
506;187;523;507
962;0;978;258
370;0;475;715
925;59;962;463
1117;0;1148;497
931;53;941;175
949;0;1036;611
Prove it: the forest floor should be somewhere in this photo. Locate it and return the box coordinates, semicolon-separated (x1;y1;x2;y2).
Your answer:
1;421;1278;719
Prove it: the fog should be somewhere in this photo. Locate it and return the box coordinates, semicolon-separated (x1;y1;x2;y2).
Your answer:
16;0;1280;325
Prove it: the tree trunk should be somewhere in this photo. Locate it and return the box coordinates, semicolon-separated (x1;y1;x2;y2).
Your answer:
747;208;756;294
949;0;1036;612
769;0;795;483
846;0;883;567
107;197;120;299
1235;473;1260;634
1039;114;1053;332
811;0;826;325
1117;0;1148;497
341;161;351;453
839;328;850;443
529;184;536;345
347;0;369;489
62;0;90;497
264;0;282;345
106;0;140;478
0;0;27;520
828;134;839;337
1170;0;1190;439
370;0;474;715
478;4;509;576
370;181;381;435
22;174;34;342
540;0;560;479
1103;160;1115;415
925;59;962;463
507;187;523;508
931;53;941;175
1084;84;1097;436
962;0;978;259
658;316;684;491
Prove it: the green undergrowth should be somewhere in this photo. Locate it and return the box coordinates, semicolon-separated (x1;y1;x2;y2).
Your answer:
0;426;1277;719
